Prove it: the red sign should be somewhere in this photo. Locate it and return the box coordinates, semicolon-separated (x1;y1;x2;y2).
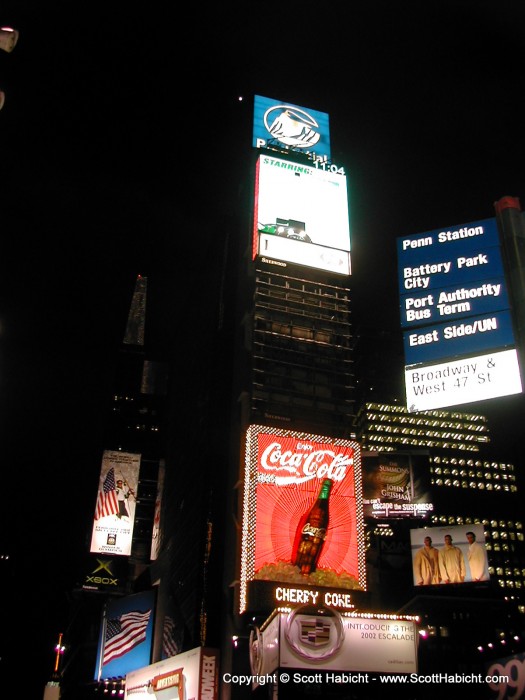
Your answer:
240;426;366;614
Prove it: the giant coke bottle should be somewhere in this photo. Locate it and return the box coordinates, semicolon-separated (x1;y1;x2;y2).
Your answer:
292;479;332;575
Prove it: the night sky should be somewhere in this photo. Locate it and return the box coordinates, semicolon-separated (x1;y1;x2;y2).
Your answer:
1;0;525;693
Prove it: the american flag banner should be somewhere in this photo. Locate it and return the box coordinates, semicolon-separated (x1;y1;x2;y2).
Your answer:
162;614;181;659
95;467;119;520
103;609;151;665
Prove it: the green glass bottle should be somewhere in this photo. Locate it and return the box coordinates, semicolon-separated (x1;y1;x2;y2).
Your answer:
292;479;333;575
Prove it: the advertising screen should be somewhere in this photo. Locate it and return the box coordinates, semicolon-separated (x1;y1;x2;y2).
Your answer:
253;154;351;275
124;646;219;700
90;450;141;556
81;554;128;594
362;452;433;519
239;425;366;615
253;94;331;161
410;523;489;587
251;609;420;676
279;610;418;673
95;590;155;681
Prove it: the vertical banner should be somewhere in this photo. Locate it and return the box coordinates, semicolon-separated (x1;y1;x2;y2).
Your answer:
150;459;165;561
90;450;141;556
95;590;155;681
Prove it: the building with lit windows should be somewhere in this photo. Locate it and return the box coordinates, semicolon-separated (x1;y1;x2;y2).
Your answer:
354;401;490;453
353;400;525;686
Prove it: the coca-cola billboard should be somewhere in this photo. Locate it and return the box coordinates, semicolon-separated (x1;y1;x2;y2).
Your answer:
239;426;366;615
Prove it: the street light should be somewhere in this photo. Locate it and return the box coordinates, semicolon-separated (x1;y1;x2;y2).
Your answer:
0;26;19;111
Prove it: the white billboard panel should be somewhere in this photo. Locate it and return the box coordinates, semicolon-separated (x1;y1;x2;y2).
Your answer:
279;610;418;673
253;154;351;275
405;348;522;412
124;646;219;700
90;450;141;556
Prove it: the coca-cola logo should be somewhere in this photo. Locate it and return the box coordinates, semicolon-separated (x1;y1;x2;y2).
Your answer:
302;523;327;540
260;441;352;485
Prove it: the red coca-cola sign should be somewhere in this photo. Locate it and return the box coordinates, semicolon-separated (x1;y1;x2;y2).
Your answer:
239;426;366;613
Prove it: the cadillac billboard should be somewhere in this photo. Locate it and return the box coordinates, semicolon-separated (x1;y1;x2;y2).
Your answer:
249;609;418;675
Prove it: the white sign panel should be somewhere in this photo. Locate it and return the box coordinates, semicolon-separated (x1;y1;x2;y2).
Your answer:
90;450;140;556
405;348;522;412
124;646;219;700
279;611;418;673
254;154;351;275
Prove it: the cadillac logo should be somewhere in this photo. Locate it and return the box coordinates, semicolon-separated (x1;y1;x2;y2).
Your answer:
284;606;344;661
299;618;331;647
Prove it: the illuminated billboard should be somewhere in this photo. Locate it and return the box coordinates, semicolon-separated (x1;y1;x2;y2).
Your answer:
124;646;219;700
362;452;433;519
252;94;331;161
95;590;155;681
253;154;351;274
485;652;525;700
405;347;522;412
250;610;418;673
410;523;489;587
90;450;141;556
239;425;366;615
81;554;128;594
397;217;522;411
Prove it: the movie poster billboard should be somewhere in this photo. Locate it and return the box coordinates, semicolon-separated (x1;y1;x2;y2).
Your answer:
90;450;141;556
253;154;351;275
410;523;489;587
362;452;433;519
95;590;155;681
239;426;366;615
